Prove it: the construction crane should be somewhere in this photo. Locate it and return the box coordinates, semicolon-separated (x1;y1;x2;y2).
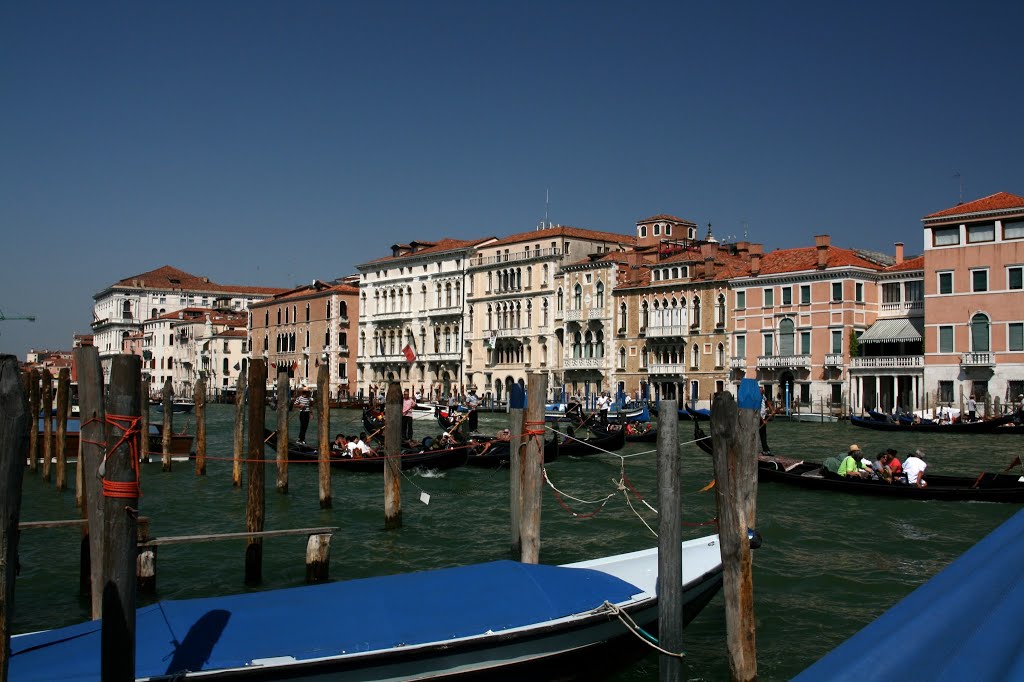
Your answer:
0;308;36;337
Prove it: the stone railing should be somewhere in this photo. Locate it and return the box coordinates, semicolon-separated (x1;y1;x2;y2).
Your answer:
646;325;688;338
756;354;811;369
824;353;844;366
960;352;994;367
850;355;924;369
647;363;684;375
563;357;604;369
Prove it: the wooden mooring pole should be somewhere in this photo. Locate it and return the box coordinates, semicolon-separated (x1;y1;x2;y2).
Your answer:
656;399;683;680
139;377;150;463
508;382;526;557
194;377;207;476
55;367;70;490
276;369;289;494
316;364;331;509
161;378;173;471
233;372;246;488
520;372;546;564
102;354;142;681
384;381;402;530
245;359;267;585
710;382;760;682
1;355;29;682
41;368;53;482
27;368;39;473
74;346;106;619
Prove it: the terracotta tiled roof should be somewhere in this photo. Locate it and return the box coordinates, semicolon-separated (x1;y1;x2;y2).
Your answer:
218;329;248;338
885;255;924;272
923;192;1024;219
363;238;489;265
111;265;285;296
486;225;636;248
254;280;359;305
636;214;695;225
757;246;884;275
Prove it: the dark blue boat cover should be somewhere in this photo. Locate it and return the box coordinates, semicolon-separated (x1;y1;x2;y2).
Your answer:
10;560;641;680
795;509;1024;681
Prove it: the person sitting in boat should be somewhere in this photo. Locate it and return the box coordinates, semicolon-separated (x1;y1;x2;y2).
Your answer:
902;449;927;487
869;452;892;482
438;431;458;449
346;435;361;457
836;444;869;478
495;428;511;441
566;396;584;423
332;433;351;457
884;449;903;479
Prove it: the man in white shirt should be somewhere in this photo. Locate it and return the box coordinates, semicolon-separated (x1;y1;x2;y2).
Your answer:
903;449;927;487
597;393;611;425
401;389;416;441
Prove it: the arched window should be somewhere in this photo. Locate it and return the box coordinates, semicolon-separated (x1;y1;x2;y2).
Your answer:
691;344;700;369
971;313;991;352
641;345;648;368
468;306;474;332
557;288;564;312
691;296;701;329
339;301;347;318
527;301;533;327
151;307;158;319
543;299;549;326
779;318;796;356
619;346;626;369
277;308;282;324
264;311;269;326
619;302;627;331
716;294;726;327
223;358;229;374
716;343;725;368
122;301;132;320
574;284;583;309
641;301;649;329
305;303;310;321
327;300;332;319
445;283;452;307
487;304;493;330
596;330;604;357
596;281;605;308
526;266;532;288
640;225;647;238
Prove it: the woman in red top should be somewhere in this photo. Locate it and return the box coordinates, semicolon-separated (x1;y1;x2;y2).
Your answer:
884;449;903;477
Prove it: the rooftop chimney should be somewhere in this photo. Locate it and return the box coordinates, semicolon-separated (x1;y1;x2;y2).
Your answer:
895;242;904;265
814;234;830;269
735;241;750;255
749;243;763;275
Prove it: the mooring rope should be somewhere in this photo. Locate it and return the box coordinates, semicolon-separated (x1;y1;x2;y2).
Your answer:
598;600;685;658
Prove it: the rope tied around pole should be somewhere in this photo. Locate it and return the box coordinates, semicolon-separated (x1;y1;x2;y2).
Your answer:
100;413;142;499
598;600;686;658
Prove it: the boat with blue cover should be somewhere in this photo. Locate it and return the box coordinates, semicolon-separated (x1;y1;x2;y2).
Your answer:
10;535;731;680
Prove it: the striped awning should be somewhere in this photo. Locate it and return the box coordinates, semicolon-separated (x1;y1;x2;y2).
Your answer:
858;318;924;344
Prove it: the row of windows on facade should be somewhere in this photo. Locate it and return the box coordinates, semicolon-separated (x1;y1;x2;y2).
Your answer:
266;330;350;354
369;282;463;313
118;296;247;321
932;221;1024;246
262;300;349;327
939;316;1024;353
369;326;460;355
937;266;1023;295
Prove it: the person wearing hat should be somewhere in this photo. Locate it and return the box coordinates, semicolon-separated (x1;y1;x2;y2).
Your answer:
837;444;868;478
464;387;480;432
903;449;927;487
293;387;312;444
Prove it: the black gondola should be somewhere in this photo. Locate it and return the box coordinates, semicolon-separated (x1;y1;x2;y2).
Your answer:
692;421;1024;502
850;412;1024;434
623;421;658;443
463;433;560;468
555;424;626;457
263;430;470;472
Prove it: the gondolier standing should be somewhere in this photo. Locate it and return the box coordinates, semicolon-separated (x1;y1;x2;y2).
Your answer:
401;389;416;441
759;385;775;455
294;387;312;445
465;387;480;432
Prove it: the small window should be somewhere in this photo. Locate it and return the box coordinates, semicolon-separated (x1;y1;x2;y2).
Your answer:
855;282;864;302
763;288;774;307
831;282;843;302
830;329;842;354
939;325;954;353
665;225;672;236
800;331;811;354
781;287;792;306
1009;266;1023;291
967;223;995;243
972;269;988;292
933;227;960;246
639;226;647;238
654;225;661;236
938;271;954;295
735;290;746;309
800;285;811;304
762;333;774;356
735;335;746;357
1009;323;1024;352
1005;220;1024;240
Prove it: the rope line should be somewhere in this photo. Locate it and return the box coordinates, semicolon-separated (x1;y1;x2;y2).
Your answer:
598;601;686;658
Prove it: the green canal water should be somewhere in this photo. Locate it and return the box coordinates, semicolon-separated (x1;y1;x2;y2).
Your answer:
12;406;1022;680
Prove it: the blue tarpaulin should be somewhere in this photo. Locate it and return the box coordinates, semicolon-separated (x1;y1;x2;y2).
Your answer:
795;509;1024;681
10;560;640;680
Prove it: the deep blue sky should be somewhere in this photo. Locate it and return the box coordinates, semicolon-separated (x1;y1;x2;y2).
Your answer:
3;1;1022;358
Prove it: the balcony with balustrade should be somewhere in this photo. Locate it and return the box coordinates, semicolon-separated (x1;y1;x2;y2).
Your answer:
563;357;605;370
849;355;924;370
469;247;563;268
647;363;684;376
372;309;410;322
645;325;687;339
424;351;462;363
824;353;844;367
729;356;746;370
427;306;463;318
961;352;994;368
756;354;812;370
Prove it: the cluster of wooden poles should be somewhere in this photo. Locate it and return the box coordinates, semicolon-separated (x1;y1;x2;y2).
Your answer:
0;348;760;682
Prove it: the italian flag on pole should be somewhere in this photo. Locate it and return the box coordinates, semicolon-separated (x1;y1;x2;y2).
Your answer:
402;344;416;363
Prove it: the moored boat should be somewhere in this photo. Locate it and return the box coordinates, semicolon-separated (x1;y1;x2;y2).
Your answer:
263;430;470;472
555;424;626;457
850;412;1024;434
9;534;733;681
152;398;195;414
35;417;193;463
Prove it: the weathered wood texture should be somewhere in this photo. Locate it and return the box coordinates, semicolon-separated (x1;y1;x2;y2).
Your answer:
275;370;289;494
28;368;39;472
73;346;105;620
139;377;150;463
1;355;29;681
194;378;207;475
245;360;267;585
384;382;402;530
508;383;525;557
55;367;70;490
305;533;332;583
102;354;142;681
710;389;759;682
520;372;547;564
233;373;246;487
41;368;53;481
656;400;684;680
161;378;172;471
316;364;331;509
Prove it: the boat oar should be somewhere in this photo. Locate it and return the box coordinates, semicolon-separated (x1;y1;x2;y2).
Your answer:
1002;455;1022;474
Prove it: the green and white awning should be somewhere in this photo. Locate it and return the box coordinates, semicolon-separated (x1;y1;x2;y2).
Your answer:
858;318;924;344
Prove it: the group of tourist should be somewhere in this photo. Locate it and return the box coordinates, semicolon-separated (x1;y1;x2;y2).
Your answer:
835;444;928;486
330;432;373;458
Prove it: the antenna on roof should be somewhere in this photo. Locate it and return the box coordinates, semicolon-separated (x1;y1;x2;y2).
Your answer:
953;171;964;204
742;220;749;240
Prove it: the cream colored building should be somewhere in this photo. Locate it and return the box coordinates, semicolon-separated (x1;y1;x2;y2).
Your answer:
464;225;635;404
